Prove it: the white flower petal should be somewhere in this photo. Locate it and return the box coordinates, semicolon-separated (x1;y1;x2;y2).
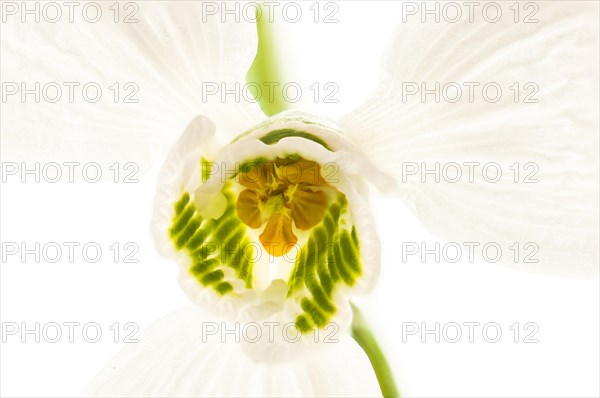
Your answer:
83;308;381;397
339;2;599;275
1;1;263;174
151;115;222;260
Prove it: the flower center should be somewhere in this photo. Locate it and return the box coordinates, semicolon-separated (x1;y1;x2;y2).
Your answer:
235;157;331;257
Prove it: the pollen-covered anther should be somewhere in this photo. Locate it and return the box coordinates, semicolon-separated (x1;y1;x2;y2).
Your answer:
236;189;263;228
236;157;332;257
289;187;328;230
259;210;297;257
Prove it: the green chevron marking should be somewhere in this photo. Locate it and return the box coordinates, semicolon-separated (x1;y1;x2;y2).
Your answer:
259;129;332;151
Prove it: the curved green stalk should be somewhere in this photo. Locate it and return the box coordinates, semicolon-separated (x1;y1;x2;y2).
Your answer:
351;303;400;398
246;3;288;116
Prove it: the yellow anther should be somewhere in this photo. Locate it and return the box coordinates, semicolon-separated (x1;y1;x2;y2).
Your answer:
236;157;333;256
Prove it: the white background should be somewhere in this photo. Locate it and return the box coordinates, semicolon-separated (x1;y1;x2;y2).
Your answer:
1;1;599;397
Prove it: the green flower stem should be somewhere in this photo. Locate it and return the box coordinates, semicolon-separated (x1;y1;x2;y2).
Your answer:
246;3;288;116
351;303;400;398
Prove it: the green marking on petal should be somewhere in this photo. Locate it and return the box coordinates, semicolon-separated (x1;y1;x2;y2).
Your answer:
191;258;219;276
340;230;362;274
200;269;225;286
288;248;307;295
175;214;203;249
326;243;340;283
287;193;363;333
169;184;255;296
259;129;332;151
295;314;313;333
216;281;234;295
193;243;218;263
213;217;241;243
301;298;328;327
174;192;190;214
333;240;356;286
170;203;195;239
317;258;333;296
185;219;214;250
237;239;254;288
305;275;336;314
201;157;213;182
239;157;269;173
351;226;360;246
322;214;336;237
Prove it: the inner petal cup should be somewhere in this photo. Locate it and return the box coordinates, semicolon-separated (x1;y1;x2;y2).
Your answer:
153;111;388;359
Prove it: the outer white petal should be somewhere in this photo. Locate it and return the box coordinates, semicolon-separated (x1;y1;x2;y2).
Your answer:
83;308;381;397
340;2;599;275
1;1;263;175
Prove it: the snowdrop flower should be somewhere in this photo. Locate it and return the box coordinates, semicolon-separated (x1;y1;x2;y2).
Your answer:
3;1;597;397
